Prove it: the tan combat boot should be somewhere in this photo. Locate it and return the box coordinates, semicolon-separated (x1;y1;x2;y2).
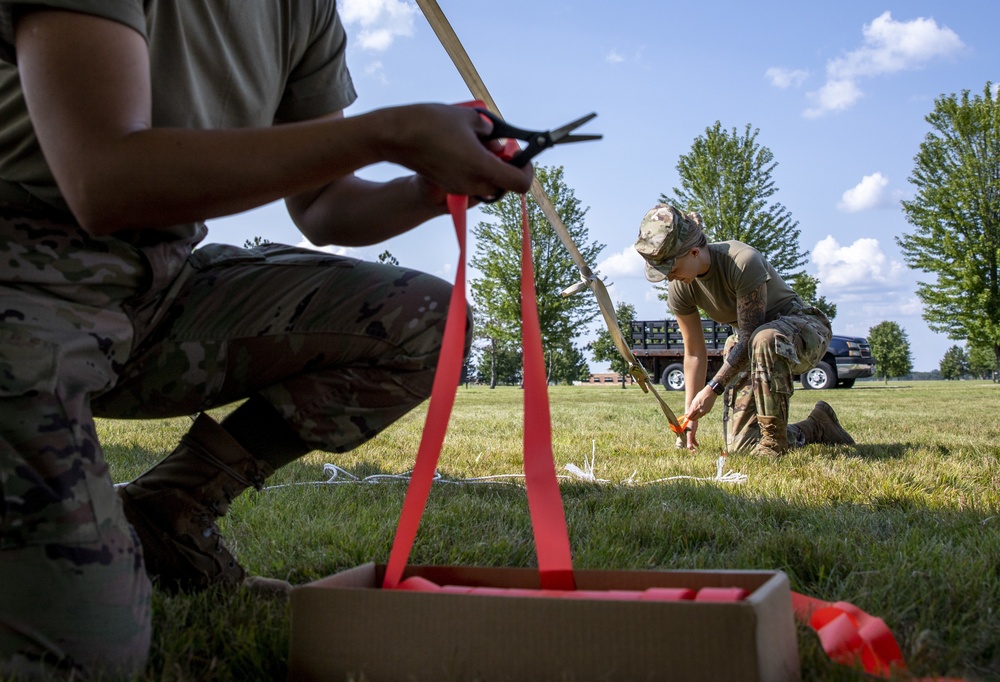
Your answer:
118;413;275;592
792;401;856;445
756;416;789;457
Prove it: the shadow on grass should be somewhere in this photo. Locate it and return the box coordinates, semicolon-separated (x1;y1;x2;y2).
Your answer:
567;482;997;680
833;442;959;460
827;442;912;460
133;463;1000;682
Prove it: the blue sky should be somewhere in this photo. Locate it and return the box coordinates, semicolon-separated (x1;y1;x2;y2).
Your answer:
206;1;998;372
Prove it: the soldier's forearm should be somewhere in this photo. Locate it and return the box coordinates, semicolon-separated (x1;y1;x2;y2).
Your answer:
715;345;750;387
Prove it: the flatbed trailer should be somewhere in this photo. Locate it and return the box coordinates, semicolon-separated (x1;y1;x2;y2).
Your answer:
630;319;876;391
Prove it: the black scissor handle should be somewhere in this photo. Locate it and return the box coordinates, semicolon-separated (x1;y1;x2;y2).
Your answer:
474;108;548;168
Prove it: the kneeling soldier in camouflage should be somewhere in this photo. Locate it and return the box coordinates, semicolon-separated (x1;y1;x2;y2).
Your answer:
0;2;533;678
634;204;855;457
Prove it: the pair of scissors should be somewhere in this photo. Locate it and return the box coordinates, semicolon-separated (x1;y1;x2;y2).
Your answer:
476;108;602;168
474;109;601;202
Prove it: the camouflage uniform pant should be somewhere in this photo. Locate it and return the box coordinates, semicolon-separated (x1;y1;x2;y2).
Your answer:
0;212;457;677
720;306;832;453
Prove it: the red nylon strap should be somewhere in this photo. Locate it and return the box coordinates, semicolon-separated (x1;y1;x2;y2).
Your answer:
383;193;470;589
383;187;574;590
791;591;905;677
517;193;576;590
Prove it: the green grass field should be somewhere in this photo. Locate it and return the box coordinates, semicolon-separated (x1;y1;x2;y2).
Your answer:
98;381;999;681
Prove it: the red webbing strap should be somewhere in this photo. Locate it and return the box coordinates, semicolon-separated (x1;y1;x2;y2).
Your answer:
383;190;575;590
383;193;470;589
791;591;965;681
792;591;905;677
518;193;576;590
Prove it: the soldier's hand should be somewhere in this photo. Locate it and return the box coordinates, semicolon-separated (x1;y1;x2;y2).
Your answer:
686;387;717;421
685;420;700;451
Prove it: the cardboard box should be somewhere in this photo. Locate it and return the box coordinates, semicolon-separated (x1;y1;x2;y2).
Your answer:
288;563;800;681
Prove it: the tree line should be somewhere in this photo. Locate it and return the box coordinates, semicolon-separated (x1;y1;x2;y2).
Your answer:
862;319;996;382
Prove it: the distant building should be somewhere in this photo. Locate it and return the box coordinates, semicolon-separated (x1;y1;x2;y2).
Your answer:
578;372;635;386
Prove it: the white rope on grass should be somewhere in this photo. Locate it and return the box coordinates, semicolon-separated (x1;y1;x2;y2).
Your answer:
261;464;578;491
640;454;748;485
260;442;746;492
261;464;426;491
562;441;611;483
562;441;746;485
261;463;584;492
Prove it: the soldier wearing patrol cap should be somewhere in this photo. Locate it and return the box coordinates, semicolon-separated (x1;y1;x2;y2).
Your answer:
634;204;856;457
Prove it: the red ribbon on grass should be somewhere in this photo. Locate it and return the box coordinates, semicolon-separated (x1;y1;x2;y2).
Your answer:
792;591;906;677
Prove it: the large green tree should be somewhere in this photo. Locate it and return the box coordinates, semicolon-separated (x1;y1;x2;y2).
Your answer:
897;83;1000;379
939;345;969;380
588;301;637;388
967;341;996;380
548;343;591;385
868;321;914;383
471;165;604;385
661;121;809;279
473;337;522;387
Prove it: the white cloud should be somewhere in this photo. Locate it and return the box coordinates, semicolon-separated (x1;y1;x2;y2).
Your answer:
811;236;923;350
837;172;892;212
804;79;864;118
897;295;924;316
830;12;965;80
605;49;625;64
602;46;647;66
364;60;388;84
596;245;645;279
811;236;907;293
766;67;808;89
436;262;454;280
340;0;417;52
295;239;363;258
833;291;921;318
804;11;965;117
643;288;664;305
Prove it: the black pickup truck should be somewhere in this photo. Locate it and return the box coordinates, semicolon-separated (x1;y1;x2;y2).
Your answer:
630;318;876;391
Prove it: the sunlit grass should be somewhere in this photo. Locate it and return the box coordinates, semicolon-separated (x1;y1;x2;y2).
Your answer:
96;380;1000;681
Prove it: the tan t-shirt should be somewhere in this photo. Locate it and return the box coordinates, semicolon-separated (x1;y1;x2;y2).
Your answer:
0;0;356;267
668;241;802;325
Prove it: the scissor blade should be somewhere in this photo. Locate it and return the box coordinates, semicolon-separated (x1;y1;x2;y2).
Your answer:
550;112;598;142
559;133;603;144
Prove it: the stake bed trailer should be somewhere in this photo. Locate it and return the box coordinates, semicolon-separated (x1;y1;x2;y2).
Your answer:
630;319;876;391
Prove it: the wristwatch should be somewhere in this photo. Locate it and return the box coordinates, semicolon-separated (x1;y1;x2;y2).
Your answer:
707;378;725;395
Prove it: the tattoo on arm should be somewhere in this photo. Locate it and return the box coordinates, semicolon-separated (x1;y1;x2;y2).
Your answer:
716;283;766;386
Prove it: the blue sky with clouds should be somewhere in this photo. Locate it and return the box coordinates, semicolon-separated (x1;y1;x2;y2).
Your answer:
206;1;998;372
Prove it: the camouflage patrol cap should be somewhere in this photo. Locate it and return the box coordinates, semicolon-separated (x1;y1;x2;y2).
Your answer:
633;204;704;283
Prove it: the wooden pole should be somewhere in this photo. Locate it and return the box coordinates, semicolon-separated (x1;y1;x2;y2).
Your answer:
413;0;682;429
413;0;593;276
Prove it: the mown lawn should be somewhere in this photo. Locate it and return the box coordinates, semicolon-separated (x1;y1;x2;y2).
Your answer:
96;380;999;681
